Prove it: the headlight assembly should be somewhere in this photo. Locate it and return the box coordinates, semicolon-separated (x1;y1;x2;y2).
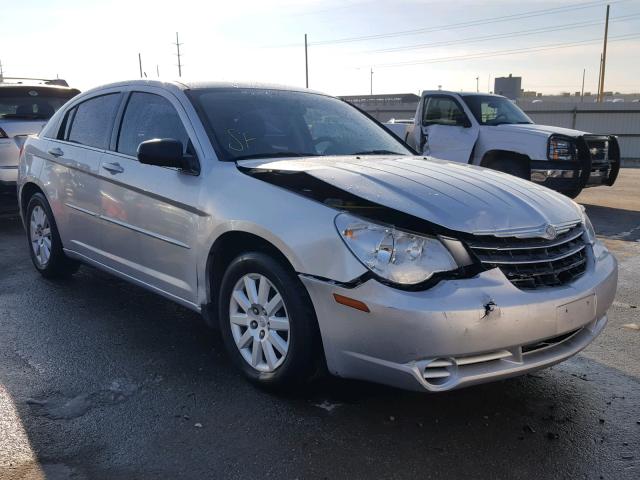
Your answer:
581;210;596;245
335;213;458;285
548;135;577;161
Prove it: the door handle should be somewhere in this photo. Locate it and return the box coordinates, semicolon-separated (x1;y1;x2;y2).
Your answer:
48;147;64;157
102;162;124;174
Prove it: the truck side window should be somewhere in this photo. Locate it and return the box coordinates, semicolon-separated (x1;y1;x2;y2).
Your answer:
423;97;467;127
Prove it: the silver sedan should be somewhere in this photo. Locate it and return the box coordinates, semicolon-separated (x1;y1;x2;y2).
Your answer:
17;81;617;391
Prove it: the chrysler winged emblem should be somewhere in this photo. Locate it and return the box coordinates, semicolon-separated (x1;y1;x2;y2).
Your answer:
543;224;557;240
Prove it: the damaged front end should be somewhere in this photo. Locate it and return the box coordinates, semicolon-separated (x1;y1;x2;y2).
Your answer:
239;165;483;290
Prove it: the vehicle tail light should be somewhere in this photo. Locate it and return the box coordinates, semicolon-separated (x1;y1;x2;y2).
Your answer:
0;128;8;138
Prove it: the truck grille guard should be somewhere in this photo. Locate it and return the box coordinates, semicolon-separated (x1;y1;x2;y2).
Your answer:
576;134;621;189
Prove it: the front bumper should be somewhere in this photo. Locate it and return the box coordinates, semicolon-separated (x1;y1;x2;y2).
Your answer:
530;135;620;193
301;245;617;392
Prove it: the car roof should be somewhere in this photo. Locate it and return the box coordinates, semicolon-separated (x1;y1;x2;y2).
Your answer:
79;79;328;97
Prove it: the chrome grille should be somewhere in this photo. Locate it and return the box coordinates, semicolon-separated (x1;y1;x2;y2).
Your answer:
467;225;588;289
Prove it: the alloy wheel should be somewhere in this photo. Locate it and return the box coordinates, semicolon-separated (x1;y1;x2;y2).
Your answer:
30;205;52;267
229;273;290;372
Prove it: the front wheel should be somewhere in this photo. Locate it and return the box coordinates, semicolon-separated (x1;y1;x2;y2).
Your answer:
218;252;321;389
25;193;79;278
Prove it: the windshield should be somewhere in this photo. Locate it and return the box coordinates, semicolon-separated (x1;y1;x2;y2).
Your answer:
188;88;412;161
0;87;78;120
462;95;532;126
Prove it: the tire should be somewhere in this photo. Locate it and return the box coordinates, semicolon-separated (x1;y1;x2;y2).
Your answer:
484;157;529;180
560;188;582;199
218;252;321;389
25;193;79;278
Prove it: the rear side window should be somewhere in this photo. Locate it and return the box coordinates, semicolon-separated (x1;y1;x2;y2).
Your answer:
117;92;189;157
67;94;120;149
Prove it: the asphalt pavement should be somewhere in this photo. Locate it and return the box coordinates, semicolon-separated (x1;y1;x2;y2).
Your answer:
0;172;638;480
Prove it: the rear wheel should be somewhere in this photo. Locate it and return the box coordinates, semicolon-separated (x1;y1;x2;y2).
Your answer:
218;252;320;389
26;193;79;278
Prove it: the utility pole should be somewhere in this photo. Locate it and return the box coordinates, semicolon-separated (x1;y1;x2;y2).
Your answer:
0;60;4;82
581;68;585;102
304;34;309;88
597;53;603;98
175;32;183;77
598;4;610;102
157;65;160;78
370;68;374;95
475;76;479;93
138;53;143;79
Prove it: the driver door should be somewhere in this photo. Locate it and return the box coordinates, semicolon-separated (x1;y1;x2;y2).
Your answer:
421;95;478;163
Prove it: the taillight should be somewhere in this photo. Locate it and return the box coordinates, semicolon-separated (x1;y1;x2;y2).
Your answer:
0;128;8;138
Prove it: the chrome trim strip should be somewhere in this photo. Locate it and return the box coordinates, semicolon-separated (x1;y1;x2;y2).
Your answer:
478;244;586;265
100;214;191;249
473;220;581;239
65;202;100;217
0;166;19;170
65;202;190;249
469;228;585;251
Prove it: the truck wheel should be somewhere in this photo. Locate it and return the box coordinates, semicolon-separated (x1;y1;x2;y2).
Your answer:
218;252;321;389
26;193;80;278
560;188;582;199
482;155;530;180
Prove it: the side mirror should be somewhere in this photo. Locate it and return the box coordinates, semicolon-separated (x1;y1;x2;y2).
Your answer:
137;138;186;169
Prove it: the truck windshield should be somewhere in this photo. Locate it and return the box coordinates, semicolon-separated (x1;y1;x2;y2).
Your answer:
188;88;412;161
462;95;532;126
0;87;79;120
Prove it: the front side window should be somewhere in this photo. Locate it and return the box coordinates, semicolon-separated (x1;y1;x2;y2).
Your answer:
422;97;468;127
67;94;120;149
117;92;190;157
462;95;532;126
188;88;411;161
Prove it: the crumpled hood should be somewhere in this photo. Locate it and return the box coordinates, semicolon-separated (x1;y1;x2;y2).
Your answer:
494;123;587;138
239;155;583;237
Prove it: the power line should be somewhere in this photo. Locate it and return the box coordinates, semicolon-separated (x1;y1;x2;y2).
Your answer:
361;13;640;54
370;33;640;68
269;0;623;48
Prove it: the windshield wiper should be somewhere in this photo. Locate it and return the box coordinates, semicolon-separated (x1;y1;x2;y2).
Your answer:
233;152;321;161
352;149;408;156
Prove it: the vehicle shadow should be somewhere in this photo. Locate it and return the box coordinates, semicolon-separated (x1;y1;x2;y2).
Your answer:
0;211;638;479
583;203;640;241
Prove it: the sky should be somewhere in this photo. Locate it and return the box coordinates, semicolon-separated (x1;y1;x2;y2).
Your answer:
1;0;639;96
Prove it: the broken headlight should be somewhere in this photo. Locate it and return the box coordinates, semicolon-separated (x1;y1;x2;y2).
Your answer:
335;213;458;285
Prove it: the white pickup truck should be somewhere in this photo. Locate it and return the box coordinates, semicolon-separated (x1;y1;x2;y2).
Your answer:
385;91;620;198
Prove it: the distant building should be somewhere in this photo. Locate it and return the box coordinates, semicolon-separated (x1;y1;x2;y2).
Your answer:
494;74;522;100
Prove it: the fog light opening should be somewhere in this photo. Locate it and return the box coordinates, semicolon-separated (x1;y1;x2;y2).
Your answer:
422;357;458;388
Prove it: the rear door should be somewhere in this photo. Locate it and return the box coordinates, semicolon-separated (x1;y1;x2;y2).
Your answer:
96;88;202;305
38;92;122;259
421;95;478;163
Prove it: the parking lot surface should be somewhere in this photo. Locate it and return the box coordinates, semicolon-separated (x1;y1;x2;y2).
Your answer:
1;172;639;480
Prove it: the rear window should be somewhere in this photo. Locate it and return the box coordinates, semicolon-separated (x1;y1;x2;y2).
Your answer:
66;94;121;149
0;86;79;120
